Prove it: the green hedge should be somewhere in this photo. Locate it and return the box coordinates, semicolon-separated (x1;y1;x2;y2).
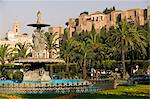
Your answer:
13;70;23;81
2;70;23;80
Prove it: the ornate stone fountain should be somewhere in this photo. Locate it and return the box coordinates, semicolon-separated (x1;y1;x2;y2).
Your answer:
14;11;65;82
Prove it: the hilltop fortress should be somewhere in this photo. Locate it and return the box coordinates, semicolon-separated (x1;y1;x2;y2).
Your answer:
68;6;150;38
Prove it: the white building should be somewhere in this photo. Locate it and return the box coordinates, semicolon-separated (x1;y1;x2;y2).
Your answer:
0;18;32;48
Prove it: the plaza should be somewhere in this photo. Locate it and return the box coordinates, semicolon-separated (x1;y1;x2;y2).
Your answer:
0;0;149;98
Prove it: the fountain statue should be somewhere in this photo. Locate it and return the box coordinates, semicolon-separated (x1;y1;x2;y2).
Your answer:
28;11;50;58
32;11;45;56
37;11;42;24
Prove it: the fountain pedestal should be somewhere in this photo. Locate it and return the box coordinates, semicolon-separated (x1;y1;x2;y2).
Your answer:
15;58;65;82
23;67;51;82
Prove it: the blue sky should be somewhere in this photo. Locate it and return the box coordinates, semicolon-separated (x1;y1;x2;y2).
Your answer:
0;0;149;38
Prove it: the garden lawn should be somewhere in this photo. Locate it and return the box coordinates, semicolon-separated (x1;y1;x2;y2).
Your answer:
95;84;150;97
74;85;150;99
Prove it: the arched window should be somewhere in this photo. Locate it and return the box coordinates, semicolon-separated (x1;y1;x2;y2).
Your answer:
101;16;103;20
92;17;94;21
38;53;39;57
43;53;45;58
96;17;98;21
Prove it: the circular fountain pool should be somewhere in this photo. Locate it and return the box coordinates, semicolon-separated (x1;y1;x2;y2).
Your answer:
0;79;115;94
0;79;84;84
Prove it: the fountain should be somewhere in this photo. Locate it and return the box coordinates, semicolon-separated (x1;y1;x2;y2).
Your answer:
14;11;65;82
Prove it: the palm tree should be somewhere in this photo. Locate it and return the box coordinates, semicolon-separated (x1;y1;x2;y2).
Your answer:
44;32;58;58
60;38;76;75
107;20;147;79
14;42;32;71
0;44;12;70
60;30;78;77
87;32;99;44
87;30;115;78
87;32;104;65
138;25;150;60
15;42;32;59
77;41;93;79
44;32;59;78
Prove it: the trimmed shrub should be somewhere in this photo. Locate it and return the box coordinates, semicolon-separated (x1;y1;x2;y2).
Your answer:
13;70;23;81
136;69;144;75
3;70;14;80
56;71;65;78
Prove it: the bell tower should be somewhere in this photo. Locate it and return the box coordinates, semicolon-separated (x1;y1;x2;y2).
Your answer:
12;17;20;34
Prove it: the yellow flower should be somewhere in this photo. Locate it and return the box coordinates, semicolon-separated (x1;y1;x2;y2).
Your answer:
0;94;23;99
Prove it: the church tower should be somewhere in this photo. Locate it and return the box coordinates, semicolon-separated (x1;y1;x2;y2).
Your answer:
12;17;20;34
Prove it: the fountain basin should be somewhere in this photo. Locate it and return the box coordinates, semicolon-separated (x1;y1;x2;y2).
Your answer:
0;79;84;84
0;79;115;94
27;24;50;28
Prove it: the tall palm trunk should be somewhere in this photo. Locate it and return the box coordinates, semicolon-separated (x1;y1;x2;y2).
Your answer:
66;56;69;72
49;51;53;78
65;56;69;78
49;50;53;59
50;66;53;78
83;54;87;79
121;38;126;79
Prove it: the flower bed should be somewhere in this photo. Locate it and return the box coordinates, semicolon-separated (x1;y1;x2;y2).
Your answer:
0;94;23;99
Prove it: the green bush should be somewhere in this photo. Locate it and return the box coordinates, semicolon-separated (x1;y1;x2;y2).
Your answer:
3;70;14;80
76;73;83;78
56;71;65;77
13;70;23;81
70;71;78;78
2;70;7;76
136;69;144;74
125;72;130;80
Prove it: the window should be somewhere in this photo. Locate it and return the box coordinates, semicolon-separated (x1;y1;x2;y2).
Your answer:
16;29;18;32
43;53;45;58
116;14;121;23
92;17;94;21
144;9;148;20
134;11;136;17
38;53;39;57
101;16;103;20
96;17;98;21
